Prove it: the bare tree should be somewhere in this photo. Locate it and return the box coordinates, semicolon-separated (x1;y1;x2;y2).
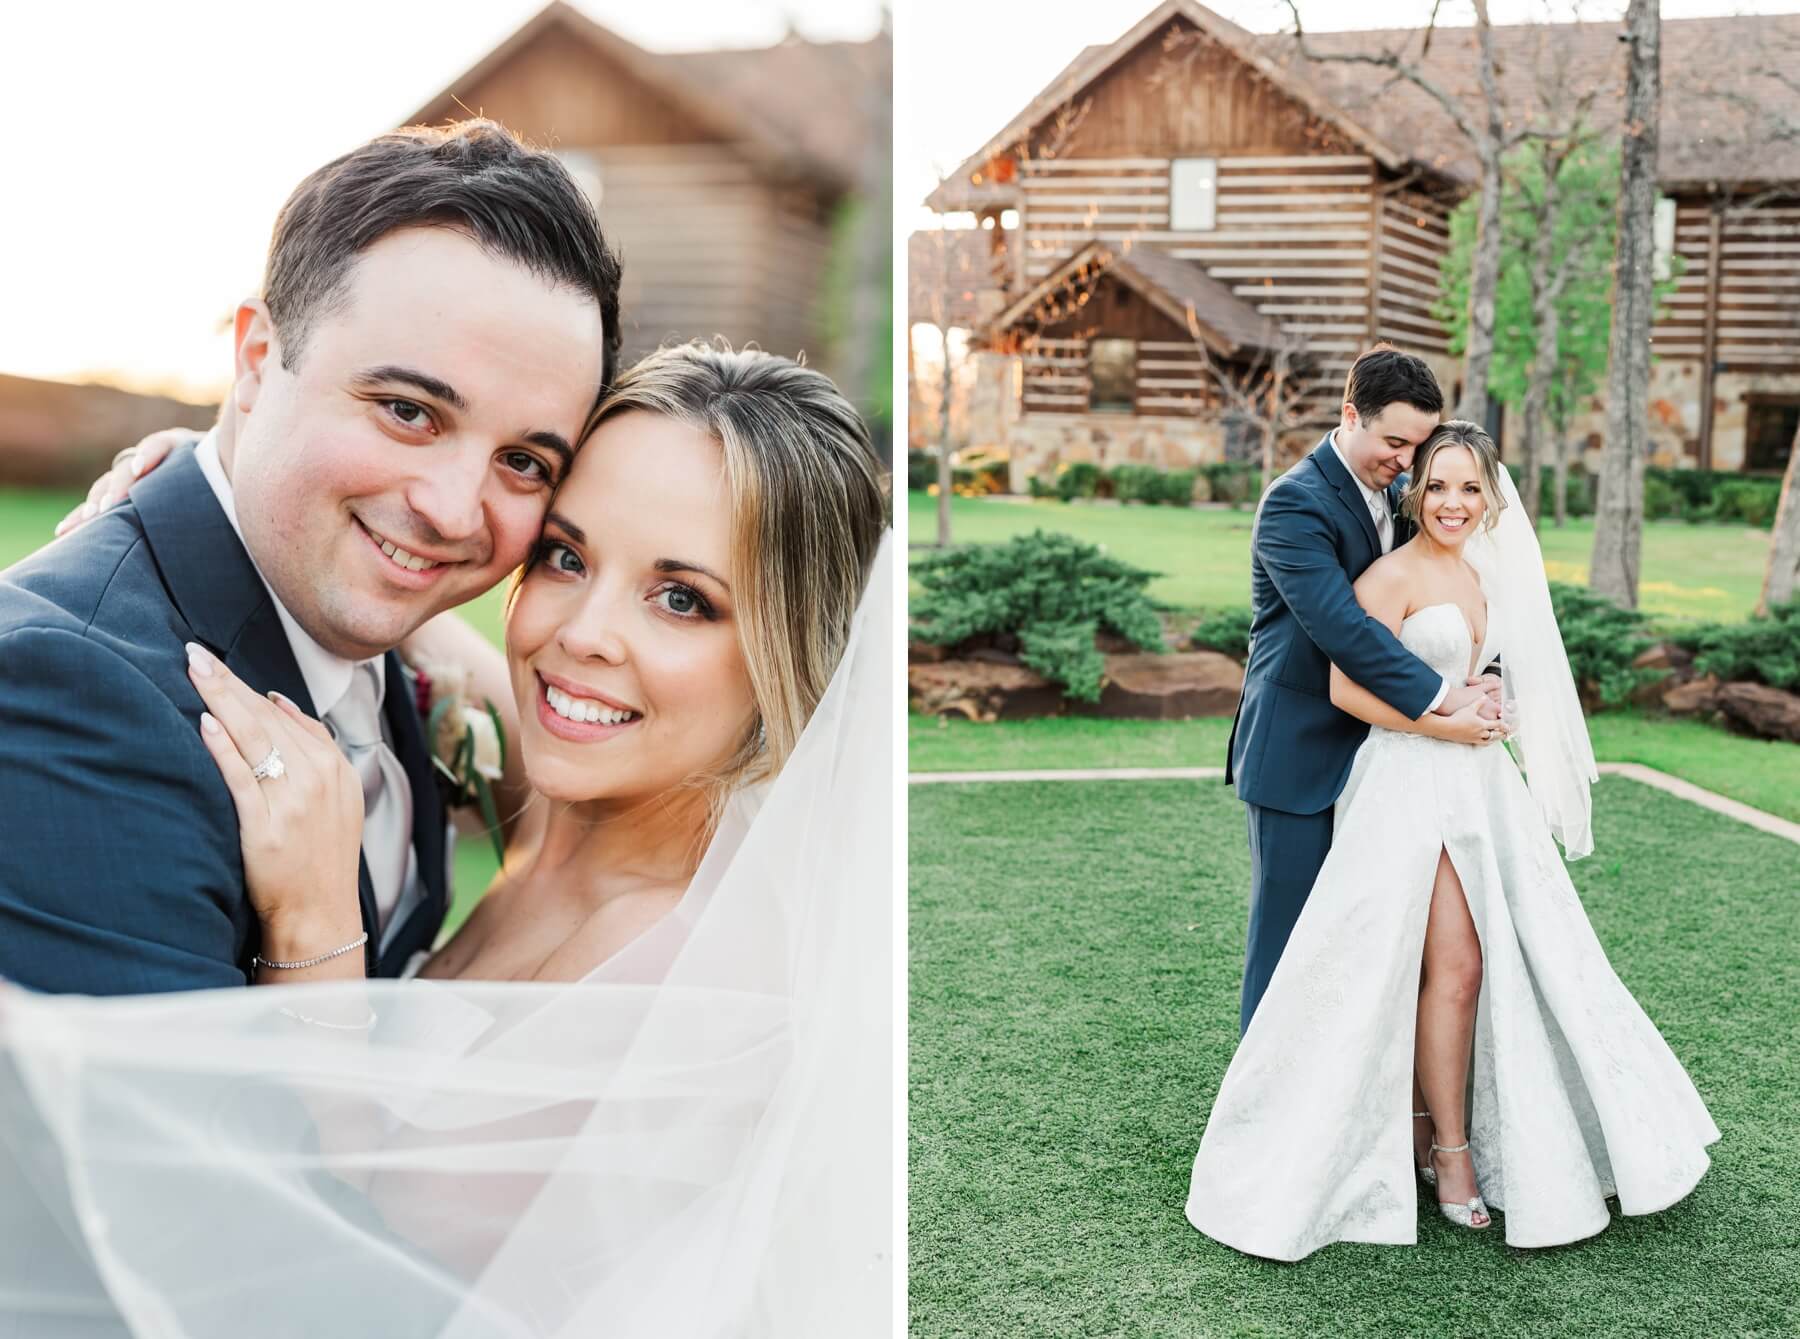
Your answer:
910;222;984;547
1284;0;1517;423
1589;0;1661;608
1179;317;1313;487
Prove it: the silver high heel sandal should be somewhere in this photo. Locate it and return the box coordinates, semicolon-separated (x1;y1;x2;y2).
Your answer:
1430;1141;1491;1229
1413;1112;1436;1187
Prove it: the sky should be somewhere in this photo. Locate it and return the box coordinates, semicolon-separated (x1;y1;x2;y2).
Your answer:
0;0;882;401
898;0;1800;233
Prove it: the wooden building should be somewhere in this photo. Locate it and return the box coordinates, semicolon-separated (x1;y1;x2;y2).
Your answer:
408;1;888;375
925;0;1800;481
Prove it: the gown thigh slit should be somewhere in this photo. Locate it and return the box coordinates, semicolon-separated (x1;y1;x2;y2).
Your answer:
1186;603;1718;1261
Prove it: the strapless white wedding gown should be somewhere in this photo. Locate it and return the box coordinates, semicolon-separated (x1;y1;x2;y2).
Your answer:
1185;602;1720;1260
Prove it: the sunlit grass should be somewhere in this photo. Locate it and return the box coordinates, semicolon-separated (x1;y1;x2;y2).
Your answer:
907;492;1770;627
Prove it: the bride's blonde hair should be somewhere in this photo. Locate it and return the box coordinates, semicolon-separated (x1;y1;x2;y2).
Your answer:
582;342;889;806
1400;419;1508;532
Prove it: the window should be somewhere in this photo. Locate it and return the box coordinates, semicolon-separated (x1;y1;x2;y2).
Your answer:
1171;158;1218;232
1745;397;1800;474
1088;339;1137;412
1653;197;1677;281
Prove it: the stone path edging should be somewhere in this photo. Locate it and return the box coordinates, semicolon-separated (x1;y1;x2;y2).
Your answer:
908;762;1800;846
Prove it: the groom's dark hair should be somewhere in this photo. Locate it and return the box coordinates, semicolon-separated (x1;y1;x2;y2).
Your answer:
263;118;624;391
1342;343;1443;422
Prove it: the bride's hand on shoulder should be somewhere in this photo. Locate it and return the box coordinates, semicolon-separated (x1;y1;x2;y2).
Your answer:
54;429;195;536
184;643;367;976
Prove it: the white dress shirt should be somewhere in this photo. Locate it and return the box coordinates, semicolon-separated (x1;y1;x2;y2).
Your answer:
193;430;425;946
1327;428;1452;714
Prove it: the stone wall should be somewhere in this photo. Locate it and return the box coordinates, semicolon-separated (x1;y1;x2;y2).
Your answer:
1494;359;1800;475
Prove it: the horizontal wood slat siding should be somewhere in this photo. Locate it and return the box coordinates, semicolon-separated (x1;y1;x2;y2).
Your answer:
1372;190;1452;356
1654;199;1800;366
1016;155;1389;423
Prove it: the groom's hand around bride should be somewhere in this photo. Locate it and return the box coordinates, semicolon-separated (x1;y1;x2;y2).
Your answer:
1428;696;1511;747
185;643;368;981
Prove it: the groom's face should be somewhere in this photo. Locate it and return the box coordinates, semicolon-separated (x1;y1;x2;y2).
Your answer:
226;227;607;662
1338;401;1439;492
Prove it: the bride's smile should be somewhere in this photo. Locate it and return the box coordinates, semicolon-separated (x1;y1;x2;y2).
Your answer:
506;408;755;806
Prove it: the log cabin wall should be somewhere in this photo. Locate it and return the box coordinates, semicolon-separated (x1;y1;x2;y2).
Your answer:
1020;281;1212;415
1649;194;1800;468
1000;18;1455;428
411;24;833;368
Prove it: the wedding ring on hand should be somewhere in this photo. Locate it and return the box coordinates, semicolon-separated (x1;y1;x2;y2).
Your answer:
250;746;287;782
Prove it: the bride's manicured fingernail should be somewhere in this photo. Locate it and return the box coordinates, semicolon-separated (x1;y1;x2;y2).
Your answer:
185;642;213;676
129;449;148;478
201;712;221;736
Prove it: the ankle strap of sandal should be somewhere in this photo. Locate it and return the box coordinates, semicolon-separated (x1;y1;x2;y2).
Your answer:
1411;1110;1431;1119
1431;1141;1470;1154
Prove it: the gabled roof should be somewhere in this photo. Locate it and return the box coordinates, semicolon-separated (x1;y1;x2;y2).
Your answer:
927;0;1417;212
928;3;1800;210
986;239;1283;359
404;1;870;193
1264;15;1800;192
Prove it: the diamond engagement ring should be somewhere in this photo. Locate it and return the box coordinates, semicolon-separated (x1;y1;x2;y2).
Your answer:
251;746;286;781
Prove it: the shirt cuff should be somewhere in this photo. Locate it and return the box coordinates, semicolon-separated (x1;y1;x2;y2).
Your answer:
1428;677;1452;714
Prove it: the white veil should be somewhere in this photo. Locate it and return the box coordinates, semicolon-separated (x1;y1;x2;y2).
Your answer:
0;536;895;1338
1463;471;1598;860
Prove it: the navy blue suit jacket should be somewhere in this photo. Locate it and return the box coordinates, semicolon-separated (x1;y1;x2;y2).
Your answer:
0;444;448;994
1226;436;1445;816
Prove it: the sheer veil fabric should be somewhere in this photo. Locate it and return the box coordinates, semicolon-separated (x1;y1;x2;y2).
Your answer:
0;535;895;1338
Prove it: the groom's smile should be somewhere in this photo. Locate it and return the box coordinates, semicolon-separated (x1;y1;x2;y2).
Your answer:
223;226;609;663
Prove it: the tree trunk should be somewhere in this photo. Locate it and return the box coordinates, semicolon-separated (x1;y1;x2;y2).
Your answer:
1552;422;1570;527
1519;157;1565;532
1455;1;1506;423
1762;422;1800;610
935;327;955;547
1590;0;1661;609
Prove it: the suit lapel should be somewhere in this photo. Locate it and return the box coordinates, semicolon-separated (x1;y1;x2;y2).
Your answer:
377;654;448;975
1309;437;1383;559
134;444;383;968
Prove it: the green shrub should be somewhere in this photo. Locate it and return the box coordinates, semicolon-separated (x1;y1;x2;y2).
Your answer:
1639;467;1780;527
1677;597;1800;691
910;530;1165;701
908;448;935;492
1026;474;1054;499
1191;607;1252;662
1203;462;1262;507
1055;462;1103;502
1107;464;1162;504
1707;479;1781;528
1548;581;1657;709
1159;469;1199;506
1503;463;1594;519
1643;472;1684;521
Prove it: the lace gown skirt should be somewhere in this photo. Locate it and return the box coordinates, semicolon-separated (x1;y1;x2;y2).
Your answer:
1185;605;1719;1261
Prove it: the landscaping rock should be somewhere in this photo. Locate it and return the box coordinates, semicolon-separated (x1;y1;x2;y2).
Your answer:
1662;674;1719;715
1089;651;1244;720
1633;641;1694;674
1716;682;1800;743
907;659;1063;722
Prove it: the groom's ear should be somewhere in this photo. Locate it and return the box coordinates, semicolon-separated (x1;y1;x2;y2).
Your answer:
232;301;277;415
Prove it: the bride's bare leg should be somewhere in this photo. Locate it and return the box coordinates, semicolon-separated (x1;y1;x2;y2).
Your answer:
1415;847;1489;1223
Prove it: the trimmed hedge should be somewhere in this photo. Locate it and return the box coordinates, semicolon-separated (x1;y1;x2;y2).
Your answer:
1675;597;1800;692
910;530;1165;702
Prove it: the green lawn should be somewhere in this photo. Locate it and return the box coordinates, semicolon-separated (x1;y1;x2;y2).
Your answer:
907;493;1771;627
1;485;509;929
910;776;1799;1338
907;712;1800;824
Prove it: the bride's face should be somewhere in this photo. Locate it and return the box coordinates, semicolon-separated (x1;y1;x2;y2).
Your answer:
505;410;757;805
1419;444;1488;548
